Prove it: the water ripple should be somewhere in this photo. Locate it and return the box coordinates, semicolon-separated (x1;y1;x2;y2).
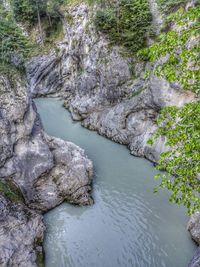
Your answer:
35;98;196;267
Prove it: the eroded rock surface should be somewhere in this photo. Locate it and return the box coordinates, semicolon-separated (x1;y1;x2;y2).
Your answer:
0;71;93;266
25;2;199;265
25;4;200;265
188;213;200;245
0;195;44;267
26;3;196;163
188;213;200;266
188;247;200;267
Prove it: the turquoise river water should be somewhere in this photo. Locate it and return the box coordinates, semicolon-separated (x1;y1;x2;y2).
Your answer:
35;98;196;267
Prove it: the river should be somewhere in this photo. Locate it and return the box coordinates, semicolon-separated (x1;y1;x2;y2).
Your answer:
35;98;196;267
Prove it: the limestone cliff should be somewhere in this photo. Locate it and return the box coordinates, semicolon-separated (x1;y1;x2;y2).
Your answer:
0;71;93;266
26;3;196;164
0;0;199;266
25;2;199;266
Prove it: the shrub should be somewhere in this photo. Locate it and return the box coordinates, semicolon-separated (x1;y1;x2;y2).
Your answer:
0;15;31;65
94;0;152;54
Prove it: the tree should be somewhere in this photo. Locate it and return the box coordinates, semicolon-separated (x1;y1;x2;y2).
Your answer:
0;2;31;65
36;0;44;45
46;0;64;27
148;102;200;215
11;0;47;24
94;0;152;54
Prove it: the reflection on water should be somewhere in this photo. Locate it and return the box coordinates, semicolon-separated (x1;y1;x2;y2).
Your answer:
35;98;196;267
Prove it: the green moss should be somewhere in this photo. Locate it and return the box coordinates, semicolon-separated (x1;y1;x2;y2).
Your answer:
36;251;45;267
0;62;22;75
131;87;144;97
63;100;70;109
128;63;136;78
65;13;74;25
0;180;24;203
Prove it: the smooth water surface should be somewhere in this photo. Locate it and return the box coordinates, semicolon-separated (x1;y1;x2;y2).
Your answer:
35;98;196;267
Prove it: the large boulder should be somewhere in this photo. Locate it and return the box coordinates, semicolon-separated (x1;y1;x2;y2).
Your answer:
188;213;200;245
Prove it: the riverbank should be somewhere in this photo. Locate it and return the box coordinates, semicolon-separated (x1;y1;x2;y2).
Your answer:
24;2;199;266
0;73;93;266
0;0;199;266
36;97;196;267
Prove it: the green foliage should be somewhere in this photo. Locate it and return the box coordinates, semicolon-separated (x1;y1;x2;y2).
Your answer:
157;0;187;14
11;0;47;24
47;0;64;18
95;8;116;33
139;6;200;95
149;101;200;215
94;0;152;54
0;62;26;88
36;251;45;267
0;5;31;65
11;0;64;24
0;0;65;60
30;18;64;57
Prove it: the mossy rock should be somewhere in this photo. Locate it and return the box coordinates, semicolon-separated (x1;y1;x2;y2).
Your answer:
0;179;24;203
36;251;45;267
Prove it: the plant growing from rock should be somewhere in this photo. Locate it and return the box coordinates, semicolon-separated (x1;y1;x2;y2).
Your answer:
148;101;200;215
94;0;152;54
139;6;200;95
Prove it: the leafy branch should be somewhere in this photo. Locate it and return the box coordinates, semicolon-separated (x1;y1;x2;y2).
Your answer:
148;102;200;215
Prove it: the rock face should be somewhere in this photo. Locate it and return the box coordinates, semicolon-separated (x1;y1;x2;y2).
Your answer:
0;0;198;266
25;3;199;265
188;213;200;267
0;71;93;266
26;3;195;163
188;247;200;267
188;213;200;245
0;195;44;267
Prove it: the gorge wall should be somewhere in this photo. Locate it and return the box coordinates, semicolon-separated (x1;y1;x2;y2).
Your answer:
25;2;200;266
0;0;199;266
26;4;196;164
0;71;93;266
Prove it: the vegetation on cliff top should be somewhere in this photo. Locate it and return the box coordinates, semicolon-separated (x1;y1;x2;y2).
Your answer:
0;3;31;66
0;0;66;68
94;0;152;54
